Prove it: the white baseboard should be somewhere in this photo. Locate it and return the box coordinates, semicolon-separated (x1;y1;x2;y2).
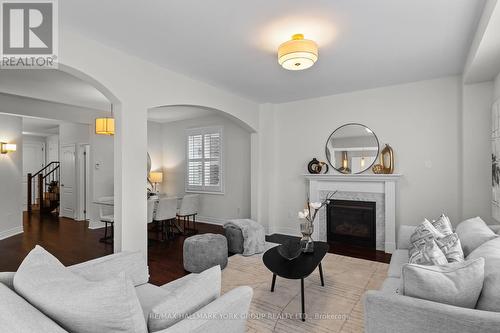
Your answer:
88;220;106;229
0;226;24;240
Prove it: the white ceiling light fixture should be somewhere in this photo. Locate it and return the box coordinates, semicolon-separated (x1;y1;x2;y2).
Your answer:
278;33;318;70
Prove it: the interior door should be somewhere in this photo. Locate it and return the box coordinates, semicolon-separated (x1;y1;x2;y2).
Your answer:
22;142;45;211
60;144;76;219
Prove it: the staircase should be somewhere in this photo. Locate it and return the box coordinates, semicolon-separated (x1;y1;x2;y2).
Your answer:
27;162;60;215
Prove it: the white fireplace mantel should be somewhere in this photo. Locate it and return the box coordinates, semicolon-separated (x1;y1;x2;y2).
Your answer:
304;173;402;253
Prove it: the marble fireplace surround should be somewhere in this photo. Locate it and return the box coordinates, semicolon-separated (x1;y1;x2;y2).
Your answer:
304;174;402;253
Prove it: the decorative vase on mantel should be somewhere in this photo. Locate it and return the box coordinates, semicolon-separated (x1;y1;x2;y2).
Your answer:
300;220;315;253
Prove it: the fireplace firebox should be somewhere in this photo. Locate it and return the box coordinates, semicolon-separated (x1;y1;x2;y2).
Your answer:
327;200;376;249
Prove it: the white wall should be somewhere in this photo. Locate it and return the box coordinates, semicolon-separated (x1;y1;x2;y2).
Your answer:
59;123;90;145
46;134;59;163
260;77;463;236
148;114;251;222
88;125;114;226
0;114;23;239
495;72;500;100
462;82;494;223
147;121;163;179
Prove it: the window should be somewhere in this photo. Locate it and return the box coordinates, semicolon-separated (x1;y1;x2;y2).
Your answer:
186;126;224;193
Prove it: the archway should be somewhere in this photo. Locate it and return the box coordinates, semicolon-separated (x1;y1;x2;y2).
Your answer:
147;103;257;233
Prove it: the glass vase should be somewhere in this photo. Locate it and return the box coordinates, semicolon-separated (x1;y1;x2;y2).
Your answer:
300;220;314;253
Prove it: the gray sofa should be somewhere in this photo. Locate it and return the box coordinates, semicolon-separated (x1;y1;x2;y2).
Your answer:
364;224;500;333
0;251;253;333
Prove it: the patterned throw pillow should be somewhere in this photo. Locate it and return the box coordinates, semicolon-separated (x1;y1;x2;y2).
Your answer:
408;238;427;259
408;239;448;265
432;214;453;236
409;219;445;244
435;233;464;263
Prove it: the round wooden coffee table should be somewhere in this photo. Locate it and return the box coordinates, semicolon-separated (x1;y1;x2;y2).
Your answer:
262;241;329;321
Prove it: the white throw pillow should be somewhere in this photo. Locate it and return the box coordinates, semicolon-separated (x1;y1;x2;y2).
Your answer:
148;265;221;332
69;251;149;286
455;217;497;256
400;258;485;309
13;246;147;333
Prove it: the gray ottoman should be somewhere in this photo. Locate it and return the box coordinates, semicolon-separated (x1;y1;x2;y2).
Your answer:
225;225;244;254
183;233;228;273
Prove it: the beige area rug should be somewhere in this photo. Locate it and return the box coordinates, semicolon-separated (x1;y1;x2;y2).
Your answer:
221;251;389;333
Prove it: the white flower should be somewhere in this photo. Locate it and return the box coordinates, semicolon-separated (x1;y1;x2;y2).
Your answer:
310;202;322;210
298;211;306;219
303;208;309;216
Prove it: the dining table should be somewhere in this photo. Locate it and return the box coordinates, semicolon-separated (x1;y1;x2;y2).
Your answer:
93;194;185;239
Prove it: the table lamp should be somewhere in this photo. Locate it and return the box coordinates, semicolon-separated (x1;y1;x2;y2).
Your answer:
149;171;163;192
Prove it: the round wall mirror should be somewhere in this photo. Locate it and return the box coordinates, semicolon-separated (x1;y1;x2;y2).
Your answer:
325;123;380;174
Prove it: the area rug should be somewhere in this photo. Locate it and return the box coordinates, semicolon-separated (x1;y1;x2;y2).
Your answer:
221;250;389;333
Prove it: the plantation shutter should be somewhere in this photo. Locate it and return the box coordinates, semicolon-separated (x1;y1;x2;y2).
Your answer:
186;127;223;193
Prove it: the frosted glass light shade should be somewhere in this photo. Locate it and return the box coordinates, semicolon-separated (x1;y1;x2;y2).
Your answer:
95;117;115;135
278;34;318;70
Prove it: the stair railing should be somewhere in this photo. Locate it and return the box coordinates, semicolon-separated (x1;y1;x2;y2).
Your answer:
27;162;60;213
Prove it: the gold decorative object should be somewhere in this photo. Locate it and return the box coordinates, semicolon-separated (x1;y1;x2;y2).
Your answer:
372;164;384;174
380;144;394;174
307;158;329;174
372;144;394;174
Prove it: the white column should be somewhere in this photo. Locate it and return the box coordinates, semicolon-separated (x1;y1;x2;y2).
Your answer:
309;179;320;240
250;132;259;223
113;102;148;258
384;180;396;253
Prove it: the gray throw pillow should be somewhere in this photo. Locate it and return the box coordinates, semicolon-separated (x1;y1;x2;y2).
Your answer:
455;217;497;256
148;265;221;332
435;233;464;263
409;219;445;245
408;239;448;266
13;246;147;333
467;237;500;311
432;214;453;236
400;258;485;309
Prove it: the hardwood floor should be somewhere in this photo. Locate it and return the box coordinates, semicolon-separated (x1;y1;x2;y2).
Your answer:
0;212;224;286
0;212;389;287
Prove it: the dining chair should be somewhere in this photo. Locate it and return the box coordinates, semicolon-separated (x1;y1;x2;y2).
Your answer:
177;194;200;235
98;196;114;244
154;197;178;240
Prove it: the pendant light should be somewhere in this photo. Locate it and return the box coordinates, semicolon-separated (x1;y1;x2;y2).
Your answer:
95;104;115;135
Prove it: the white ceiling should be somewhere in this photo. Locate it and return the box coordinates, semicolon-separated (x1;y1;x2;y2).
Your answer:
148;105;219;123
0;70;110;111
61;0;485;103
21;117;62;136
464;1;500;83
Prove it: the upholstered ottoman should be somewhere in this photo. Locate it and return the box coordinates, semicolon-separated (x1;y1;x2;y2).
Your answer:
183;233;228;273
225;225;244;254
